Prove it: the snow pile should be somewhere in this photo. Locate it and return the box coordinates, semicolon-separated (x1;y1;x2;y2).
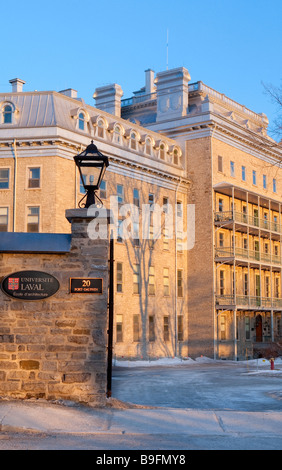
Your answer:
114;357;195;368
114;356;282;368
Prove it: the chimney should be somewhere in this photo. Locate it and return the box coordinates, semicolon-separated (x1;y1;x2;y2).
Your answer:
155;67;191;122
145;69;155;95
93;84;123;117
9;78;26;93
59;88;78;99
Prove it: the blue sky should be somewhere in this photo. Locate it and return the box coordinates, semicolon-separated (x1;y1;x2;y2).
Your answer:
1;0;281;136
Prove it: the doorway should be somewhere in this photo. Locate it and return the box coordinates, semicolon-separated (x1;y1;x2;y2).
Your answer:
255;314;263;342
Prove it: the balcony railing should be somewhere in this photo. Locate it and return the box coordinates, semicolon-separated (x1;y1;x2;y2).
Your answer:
216;294;282;309
215;246;281;265
214;211;281;234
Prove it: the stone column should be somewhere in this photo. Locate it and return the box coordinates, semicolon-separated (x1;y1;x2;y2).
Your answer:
0;209;110;406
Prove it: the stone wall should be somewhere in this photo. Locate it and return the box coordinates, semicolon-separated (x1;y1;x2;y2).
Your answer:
0;209;109;406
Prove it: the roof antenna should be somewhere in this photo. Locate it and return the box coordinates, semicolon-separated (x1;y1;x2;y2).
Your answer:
166;29;169;70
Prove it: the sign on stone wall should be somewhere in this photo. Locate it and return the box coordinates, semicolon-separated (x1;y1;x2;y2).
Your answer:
70;278;103;294
1;271;60;301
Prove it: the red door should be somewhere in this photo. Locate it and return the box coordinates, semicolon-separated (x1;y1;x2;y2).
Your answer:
256;315;263;342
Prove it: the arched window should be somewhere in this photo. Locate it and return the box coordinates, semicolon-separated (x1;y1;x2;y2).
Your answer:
78;112;85;131
145;137;152;155
97;119;106;138
114;125;122;144
173;148;179;165
160;144;165;160
130;132;137;150
3;105;12;124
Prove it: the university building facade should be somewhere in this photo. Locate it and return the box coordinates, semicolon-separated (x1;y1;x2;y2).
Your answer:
1;69;282;361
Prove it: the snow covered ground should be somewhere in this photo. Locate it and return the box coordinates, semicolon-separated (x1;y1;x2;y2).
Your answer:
114;356;282;373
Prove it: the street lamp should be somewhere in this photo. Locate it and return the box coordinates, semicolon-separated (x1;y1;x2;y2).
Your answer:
74;141;109;208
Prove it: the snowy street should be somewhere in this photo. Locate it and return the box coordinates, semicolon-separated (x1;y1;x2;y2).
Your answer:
112;357;282;411
1;358;282;450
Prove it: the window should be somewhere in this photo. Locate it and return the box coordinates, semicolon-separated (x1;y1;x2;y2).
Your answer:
230;161;235;177
218;199;223;212
242;166;246;182
116;315;123;342
97;119;105;138
160;144;165;160
218;156;223;173
0;169;9;189
273;178;277;193
252;170;257;185
163;268;170;296
3;105;12;124
27;206;40;233
116;262;123;293
0;207;8;232
133;221;140;247
263;175;267;190
163;227;169;250
117;184;124;204
149;316;155;342
78;113;85;131
219;232;224;247
243;237;248;250
145;138;152;155
149;266;155;295
133;188;140;208
245;317;251;341
220;316;226;341
177;270;183;297
117;219;123;243
177;200;183;218
133;264;140;294
163;316;169;342
242;205;247;223
149;212;154;249
178;316;184;342
173;149;179;165
244;273;248;296
163;197;169;213
149;193;154;207
133;315;140;342
100;180;107;199
130;132;137;150
275;278;280;298
114;125;122;144
28;167;40;188
265;277;270;298
219;270;225;296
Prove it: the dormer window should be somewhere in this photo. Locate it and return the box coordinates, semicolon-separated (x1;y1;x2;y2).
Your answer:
97;119;106;138
78;112;85;131
145;137;152;155
160;144;165;160
114;125;122;144
173;149;179;165
130;132;137;150
3;105;12;124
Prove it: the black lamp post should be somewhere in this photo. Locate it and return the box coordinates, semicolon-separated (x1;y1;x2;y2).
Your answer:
74;141;109;208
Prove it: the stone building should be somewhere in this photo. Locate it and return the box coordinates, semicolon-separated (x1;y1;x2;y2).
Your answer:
1;68;282;361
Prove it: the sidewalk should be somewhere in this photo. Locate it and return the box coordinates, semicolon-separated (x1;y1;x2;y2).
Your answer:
1;401;282;437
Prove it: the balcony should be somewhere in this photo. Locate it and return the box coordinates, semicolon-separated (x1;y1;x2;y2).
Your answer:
216;294;282;310
214;211;281;234
215;246;281;266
